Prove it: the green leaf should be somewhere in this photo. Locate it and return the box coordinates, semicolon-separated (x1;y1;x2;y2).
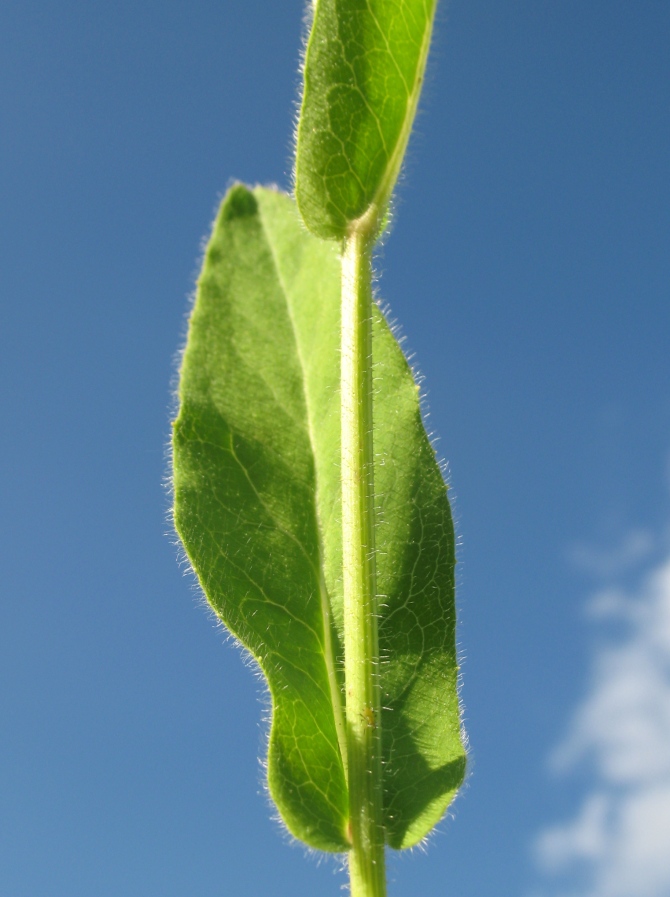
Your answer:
295;0;438;240
172;183;465;852
172;184;349;852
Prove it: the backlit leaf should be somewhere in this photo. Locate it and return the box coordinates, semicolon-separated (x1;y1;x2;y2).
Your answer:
172;184;465;851
296;0;438;239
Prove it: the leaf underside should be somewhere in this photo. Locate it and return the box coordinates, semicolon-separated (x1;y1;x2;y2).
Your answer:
296;0;438;239
172;184;465;852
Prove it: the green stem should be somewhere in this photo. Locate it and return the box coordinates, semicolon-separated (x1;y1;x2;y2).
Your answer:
341;228;386;897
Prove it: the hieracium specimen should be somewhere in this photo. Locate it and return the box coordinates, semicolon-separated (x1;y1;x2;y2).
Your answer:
172;2;466;895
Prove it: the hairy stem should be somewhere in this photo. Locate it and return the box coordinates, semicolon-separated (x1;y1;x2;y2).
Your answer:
341;229;386;897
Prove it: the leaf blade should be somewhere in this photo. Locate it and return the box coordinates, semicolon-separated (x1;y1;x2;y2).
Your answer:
173;184;466;852
372;303;466;847
173;184;349;851
296;0;438;239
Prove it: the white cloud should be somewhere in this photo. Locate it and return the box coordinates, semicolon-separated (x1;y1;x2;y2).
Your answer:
534;552;670;897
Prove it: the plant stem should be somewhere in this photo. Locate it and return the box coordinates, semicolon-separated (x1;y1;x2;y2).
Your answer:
341;228;386;897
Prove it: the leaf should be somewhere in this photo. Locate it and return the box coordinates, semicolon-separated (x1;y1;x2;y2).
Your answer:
172;184;349;852
295;0;438;240
172;183;466;852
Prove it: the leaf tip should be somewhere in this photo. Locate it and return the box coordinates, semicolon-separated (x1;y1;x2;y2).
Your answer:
221;182;258;222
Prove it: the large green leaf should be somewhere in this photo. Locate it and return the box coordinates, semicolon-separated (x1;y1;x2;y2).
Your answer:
172;184;465;851
295;0;438;239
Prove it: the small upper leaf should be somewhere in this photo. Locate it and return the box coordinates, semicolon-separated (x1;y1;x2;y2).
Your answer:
295;0;438;239
172;184;465;852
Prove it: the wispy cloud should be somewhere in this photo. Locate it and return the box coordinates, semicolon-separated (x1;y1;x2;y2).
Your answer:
567;529;655;580
533;548;670;897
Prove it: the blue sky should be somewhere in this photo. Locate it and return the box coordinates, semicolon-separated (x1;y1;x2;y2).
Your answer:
1;1;669;895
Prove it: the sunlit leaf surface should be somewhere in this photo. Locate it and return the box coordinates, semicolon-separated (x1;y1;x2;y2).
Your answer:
296;0;438;239
172;184;465;851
